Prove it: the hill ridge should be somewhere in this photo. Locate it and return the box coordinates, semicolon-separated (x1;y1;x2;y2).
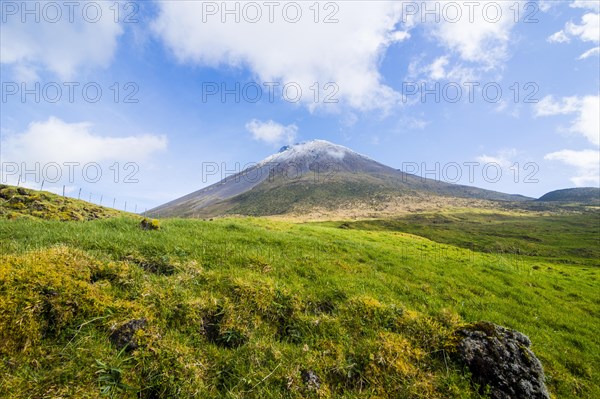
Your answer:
0;184;127;221
538;187;600;203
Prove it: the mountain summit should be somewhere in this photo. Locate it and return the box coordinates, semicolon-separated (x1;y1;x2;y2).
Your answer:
148;140;529;218
257;140;392;175
265;139;371;164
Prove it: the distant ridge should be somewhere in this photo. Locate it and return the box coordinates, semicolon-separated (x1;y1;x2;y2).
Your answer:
148;140;532;218
538;187;600;204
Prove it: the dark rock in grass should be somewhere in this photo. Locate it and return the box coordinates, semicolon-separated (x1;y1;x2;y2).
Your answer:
31;202;48;211
109;318;147;352
140;218;160;230
455;321;549;399
301;369;321;391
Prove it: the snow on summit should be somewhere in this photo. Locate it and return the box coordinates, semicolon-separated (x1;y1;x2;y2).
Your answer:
258;140;369;166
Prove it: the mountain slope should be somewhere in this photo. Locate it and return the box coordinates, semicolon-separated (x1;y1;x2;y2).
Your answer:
148;140;531;218
538;187;600;203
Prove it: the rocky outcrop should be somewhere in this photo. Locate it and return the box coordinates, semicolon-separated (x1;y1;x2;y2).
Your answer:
455;321;549;399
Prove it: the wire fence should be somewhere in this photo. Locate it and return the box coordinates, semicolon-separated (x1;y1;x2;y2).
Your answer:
9;176;148;215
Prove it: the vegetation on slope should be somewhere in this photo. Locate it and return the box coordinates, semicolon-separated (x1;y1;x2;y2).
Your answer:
317;210;600;266
226;176;401;216
1;212;598;398
538;187;600;204
0;185;126;221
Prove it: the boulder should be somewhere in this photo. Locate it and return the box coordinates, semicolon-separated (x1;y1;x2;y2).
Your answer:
455;321;549;399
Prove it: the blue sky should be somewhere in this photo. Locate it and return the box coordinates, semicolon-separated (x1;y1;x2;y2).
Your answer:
1;0;599;211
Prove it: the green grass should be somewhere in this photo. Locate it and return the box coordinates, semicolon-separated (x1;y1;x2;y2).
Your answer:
316;210;600;266
226;176;401;216
0;185;127;221
1;211;599;398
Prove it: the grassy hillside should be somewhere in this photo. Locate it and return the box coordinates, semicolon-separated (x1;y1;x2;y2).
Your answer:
538;187;600;204
227;176;402;216
1;211;598;398
0;185;126;221
316;210;600;266
194;174;532;219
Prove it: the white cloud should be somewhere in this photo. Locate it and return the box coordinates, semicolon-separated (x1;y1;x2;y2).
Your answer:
548;31;571;43
545;149;600;186
539;92;600;186
538;1;557;13
534;96;581;116
246;119;298;146
403;116;430;130
325;148;346;160
152;2;407;112
415;57;479;83
11;64;40;82
427;56;449;80
572;96;600;146
2;117;168;165
152;1;529;111
0;1;124;79
477;149;518;168
391;30;411;42
407;1;524;84
578;46;600;59
534;95;600;146
424;1;520;69
564;13;600;43
548;4;599;60
494;100;521;118
570;0;600;12
495;100;508;113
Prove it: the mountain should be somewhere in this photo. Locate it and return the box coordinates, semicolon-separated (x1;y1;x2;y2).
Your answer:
148;140;531;218
538;187;600;203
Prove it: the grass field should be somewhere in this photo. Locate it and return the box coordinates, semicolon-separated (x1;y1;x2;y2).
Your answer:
316;210;600;266
1;205;598;398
